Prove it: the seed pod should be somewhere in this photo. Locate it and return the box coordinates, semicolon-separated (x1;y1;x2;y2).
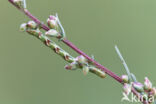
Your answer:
121;75;129;83
90;67;106;78
45;29;59;37
20;23;27;31
47;16;58;29
82;66;89;75
13;0;23;8
65;61;78;70
133;82;144;93
123;83;132;95
27;21;37;29
144;77;152;91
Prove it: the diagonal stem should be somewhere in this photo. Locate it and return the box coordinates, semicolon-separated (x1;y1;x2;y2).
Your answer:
8;0;149;103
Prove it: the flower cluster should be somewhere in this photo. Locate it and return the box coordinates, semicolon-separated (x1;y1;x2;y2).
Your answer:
20;19;106;78
65;55;106;78
121;75;156;103
20;21;74;63
46;15;66;40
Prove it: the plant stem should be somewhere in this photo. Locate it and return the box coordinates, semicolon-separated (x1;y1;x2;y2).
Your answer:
8;0;149;103
115;45;132;81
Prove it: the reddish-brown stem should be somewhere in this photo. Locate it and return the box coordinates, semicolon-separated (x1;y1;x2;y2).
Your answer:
8;0;149;103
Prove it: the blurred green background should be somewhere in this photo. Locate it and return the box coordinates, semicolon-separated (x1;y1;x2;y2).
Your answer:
0;0;156;104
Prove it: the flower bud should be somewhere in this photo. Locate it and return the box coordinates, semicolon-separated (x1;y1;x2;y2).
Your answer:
123;83;132;95
49;15;57;20
13;0;23;8
27;21;37;29
144;77;152;91
45;29;59;37
133;82;144;92
152;87;156;98
121;75;129;83
47;16;58;29
76;55;87;65
82;66;89;75
90;67;106;78
65;61;78;70
20;23;27;31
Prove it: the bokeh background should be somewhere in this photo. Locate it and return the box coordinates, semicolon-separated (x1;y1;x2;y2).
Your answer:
0;0;156;104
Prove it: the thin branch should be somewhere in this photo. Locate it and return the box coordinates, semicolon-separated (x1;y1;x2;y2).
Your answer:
131;73;138;82
55;13;66;40
23;0;26;9
115;45;132;81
